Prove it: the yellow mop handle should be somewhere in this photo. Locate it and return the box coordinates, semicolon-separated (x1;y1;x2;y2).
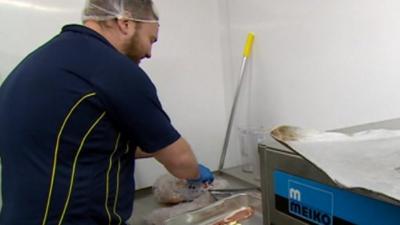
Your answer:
242;32;255;57
218;32;256;171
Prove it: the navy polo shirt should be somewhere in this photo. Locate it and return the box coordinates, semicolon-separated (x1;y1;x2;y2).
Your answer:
0;24;180;225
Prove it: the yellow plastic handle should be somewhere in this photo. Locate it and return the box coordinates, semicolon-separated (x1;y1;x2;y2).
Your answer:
242;32;255;57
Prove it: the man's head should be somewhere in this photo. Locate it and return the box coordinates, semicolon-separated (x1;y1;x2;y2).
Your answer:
82;0;159;64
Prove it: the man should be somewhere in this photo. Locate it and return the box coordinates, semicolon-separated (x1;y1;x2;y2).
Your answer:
0;0;214;224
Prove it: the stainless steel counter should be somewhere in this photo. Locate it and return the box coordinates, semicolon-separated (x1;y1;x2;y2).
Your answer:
128;171;260;225
220;165;261;188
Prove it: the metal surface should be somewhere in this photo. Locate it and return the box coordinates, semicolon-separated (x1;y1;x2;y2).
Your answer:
331;118;400;134
209;188;260;200
218;57;248;171
220;166;261;187
165;193;262;225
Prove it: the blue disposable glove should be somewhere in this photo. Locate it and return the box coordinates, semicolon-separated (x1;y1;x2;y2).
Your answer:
187;164;214;186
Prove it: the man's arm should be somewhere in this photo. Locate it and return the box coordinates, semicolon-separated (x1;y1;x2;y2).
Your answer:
152;137;199;180
135;147;154;159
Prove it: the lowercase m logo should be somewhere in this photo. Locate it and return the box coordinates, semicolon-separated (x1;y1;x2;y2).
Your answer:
289;188;301;201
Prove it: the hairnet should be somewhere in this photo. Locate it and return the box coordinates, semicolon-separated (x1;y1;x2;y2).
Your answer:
82;0;159;23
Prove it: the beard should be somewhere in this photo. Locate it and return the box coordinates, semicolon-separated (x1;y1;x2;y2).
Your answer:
125;33;142;64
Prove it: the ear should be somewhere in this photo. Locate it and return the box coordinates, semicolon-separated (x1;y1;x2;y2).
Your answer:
116;19;135;36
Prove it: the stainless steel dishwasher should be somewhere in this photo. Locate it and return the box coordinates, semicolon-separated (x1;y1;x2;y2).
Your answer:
259;118;400;225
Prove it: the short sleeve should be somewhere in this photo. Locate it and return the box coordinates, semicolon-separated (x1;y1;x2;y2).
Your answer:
92;61;180;153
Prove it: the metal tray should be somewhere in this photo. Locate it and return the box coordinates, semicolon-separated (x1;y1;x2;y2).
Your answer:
165;193;263;225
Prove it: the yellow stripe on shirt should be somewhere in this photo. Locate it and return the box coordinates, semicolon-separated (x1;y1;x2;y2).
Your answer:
58;111;106;225
105;133;121;225
112;158;122;225
41;92;96;225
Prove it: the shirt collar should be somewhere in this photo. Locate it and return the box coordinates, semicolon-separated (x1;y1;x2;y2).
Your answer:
61;24;116;49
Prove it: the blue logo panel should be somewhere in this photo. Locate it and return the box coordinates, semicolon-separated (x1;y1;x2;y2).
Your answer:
288;180;333;225
274;170;400;225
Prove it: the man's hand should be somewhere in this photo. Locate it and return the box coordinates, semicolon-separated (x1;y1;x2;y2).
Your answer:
187;164;214;186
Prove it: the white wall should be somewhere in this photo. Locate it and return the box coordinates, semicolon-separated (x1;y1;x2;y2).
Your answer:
0;0;82;82
135;0;230;188
226;0;400;132
0;1;233;190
